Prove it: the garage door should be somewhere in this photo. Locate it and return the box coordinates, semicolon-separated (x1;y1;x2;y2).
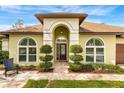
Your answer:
116;44;124;64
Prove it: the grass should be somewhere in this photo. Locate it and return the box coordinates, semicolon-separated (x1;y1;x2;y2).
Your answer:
23;79;124;88
23;79;48;88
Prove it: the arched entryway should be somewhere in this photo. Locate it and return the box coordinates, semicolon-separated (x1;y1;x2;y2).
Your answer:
53;25;69;62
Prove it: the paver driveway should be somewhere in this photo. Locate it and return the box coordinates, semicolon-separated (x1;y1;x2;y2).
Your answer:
0;62;124;88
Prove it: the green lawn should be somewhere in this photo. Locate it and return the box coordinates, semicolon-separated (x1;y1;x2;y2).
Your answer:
23;79;124;88
23;80;48;88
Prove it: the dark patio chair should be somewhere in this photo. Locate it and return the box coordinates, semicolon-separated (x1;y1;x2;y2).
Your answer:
3;58;19;77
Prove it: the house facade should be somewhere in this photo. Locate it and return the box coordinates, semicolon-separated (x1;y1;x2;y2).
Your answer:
1;13;124;65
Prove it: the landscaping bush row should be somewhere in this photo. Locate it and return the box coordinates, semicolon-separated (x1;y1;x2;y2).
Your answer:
17;63;53;72
69;63;124;73
0;50;9;64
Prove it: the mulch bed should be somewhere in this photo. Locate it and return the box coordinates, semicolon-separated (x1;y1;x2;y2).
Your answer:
19;67;54;72
38;68;54;72
68;68;124;74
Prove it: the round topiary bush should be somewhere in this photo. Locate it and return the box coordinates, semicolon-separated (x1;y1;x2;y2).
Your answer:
69;63;82;71
39;44;53;69
70;55;83;64
40;55;53;62
39;62;53;69
70;45;83;54
70;44;83;64
40;44;52;54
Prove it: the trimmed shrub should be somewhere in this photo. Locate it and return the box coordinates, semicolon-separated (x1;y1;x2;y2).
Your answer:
39;62;52;69
0;51;9;64
102;64;123;73
69;63;82;71
116;68;124;73
70;44;83;64
82;64;94;72
40;55;53;62
40;44;52;54
69;63;124;73
91;64;106;72
70;55;83;64
81;63;124;73
70;45;83;54
39;44;53;69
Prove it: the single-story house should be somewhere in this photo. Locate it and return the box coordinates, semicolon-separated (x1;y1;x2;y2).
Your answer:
0;13;124;65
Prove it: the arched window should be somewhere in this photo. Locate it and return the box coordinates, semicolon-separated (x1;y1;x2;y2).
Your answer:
86;38;104;63
18;37;37;63
56;36;67;43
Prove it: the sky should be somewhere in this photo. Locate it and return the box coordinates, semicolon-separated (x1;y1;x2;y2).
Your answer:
0;5;124;31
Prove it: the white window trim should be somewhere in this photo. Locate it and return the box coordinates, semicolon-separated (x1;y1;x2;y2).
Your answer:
85;38;105;64
17;37;38;63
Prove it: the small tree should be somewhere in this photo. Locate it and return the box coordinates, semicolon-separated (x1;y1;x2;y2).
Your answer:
70;44;83;64
39;44;53;69
12;19;24;29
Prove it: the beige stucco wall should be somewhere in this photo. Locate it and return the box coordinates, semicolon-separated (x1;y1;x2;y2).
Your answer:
43;18;79;46
2;38;9;51
9;34;43;65
79;35;116;65
8;34;118;65
116;37;124;44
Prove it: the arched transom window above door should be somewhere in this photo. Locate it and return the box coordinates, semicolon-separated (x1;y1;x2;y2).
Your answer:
18;37;37;63
86;38;104;63
56;36;67;43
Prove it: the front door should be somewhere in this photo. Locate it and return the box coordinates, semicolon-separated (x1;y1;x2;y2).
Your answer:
57;44;66;61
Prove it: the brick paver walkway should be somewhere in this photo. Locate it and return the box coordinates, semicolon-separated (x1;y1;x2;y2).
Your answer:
0;62;124;88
